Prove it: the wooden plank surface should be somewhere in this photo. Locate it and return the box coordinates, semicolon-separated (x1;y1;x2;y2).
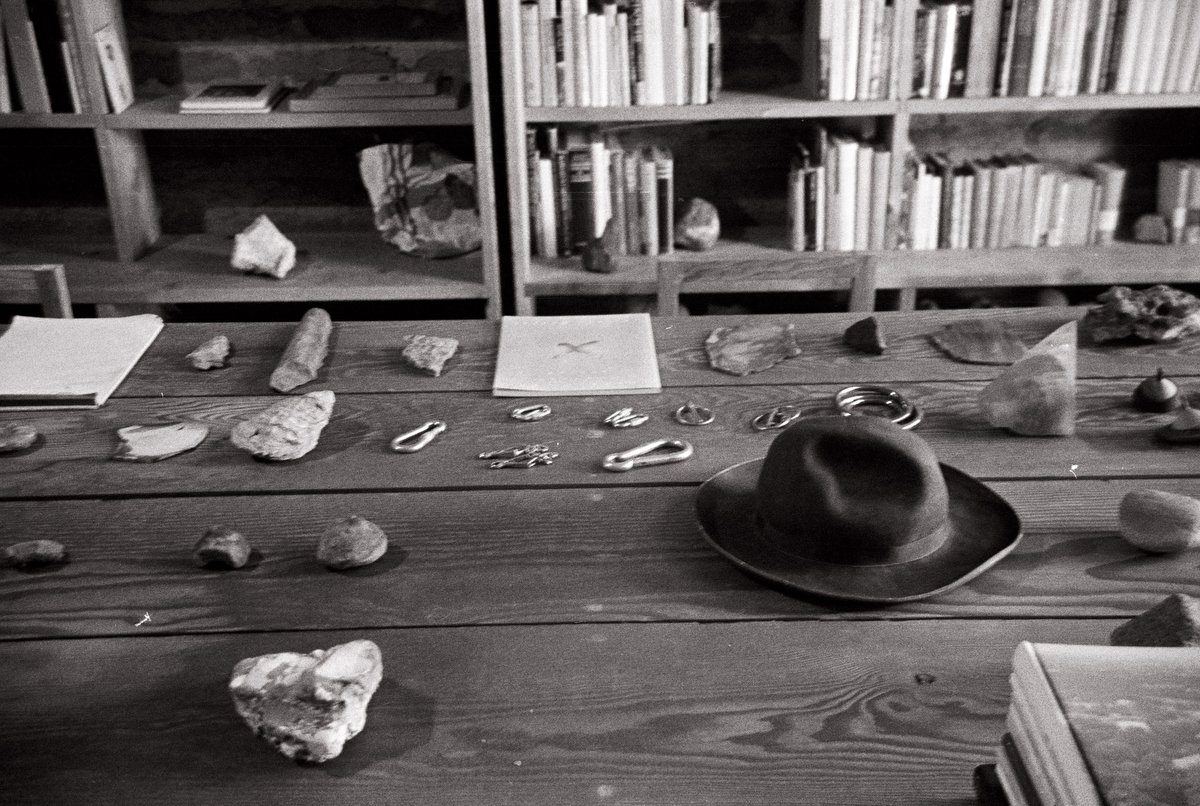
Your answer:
108;309;1200;400
0;379;1195;499
0;619;1114;806
0;478;1197;640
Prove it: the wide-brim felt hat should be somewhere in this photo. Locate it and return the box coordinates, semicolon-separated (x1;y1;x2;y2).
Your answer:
696;415;1022;603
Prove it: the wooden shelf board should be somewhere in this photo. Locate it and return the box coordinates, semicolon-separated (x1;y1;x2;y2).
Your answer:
0;234;490;304
908;92;1200;115
107;95;474;130
526;88;898;123
0;112;101;129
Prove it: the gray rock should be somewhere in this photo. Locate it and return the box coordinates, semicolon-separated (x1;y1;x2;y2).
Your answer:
112;423;209;462
317;515;388;570
400;334;459;377
1133;213;1170;244
230;214;296;279
2;539;67;569
705;323;803;376
1112;594;1200;647
187;335;232;370
674;198;720;251
230;391;335;461
193;526;252;569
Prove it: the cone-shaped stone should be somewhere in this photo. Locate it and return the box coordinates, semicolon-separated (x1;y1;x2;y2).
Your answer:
1111;594;1200;647
978;322;1076;436
843;316;886;355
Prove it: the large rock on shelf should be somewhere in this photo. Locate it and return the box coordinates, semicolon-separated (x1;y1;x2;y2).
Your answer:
231;215;297;279
1081;284;1200;343
229;639;383;763
230;391;335;461
674;197;720;251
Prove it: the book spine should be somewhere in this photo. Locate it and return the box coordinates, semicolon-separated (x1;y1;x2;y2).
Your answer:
856;0;879;100
521;2;543;107
911;5;930;97
570;0;591;105
855;143;874;249
868;0;889;99
664;0;685;104
587;11;607;106
629;0;646;103
829;0;847;99
554;144;572;255
643;0;666;103
949;3;972;97
843;0;862;100
1172;0;1200;92
1083;0;1112;93
687;1;709;104
590;135;610;237
55;0;90;112
527;126;543;254
2;0;51;112
995;0;1019;96
0;12;9;112
967;0;1004;97
801;0;833;99
969;164;992;247
567;147;594;252
788;160;805;250
1008;0;1040;95
1128;0;1158;94
623;148;640;253
707;0;722;100
538;0;559;106
606;2;622;106
1026;0;1057;97
812;164;827;250
1145;0;1178;93
837;137;859;250
1044;0;1076;96
931;4;958;101
617;11;632;105
1111;0;1141;93
639;149;659;254
608;144;627;253
536;156;558;256
869;147;891;249
656;147;674;253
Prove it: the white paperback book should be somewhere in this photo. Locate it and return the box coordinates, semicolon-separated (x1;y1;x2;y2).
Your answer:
0;314;164;409
492;314;662;396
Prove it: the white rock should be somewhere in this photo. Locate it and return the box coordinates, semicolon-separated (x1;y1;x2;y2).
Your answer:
230;391;334;461
111;423;210;461
231;215;297;279
229;639;383;763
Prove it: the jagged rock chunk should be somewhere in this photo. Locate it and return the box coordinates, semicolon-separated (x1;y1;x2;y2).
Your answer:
193;526;252;569
229;639;383;763
929;320;1027;364
0;424;38;453
401;335;459;378
705;323;802;376
2;539;67;569
978;322;1076;436
270;308;332;393
674;197;720;251
231;214;297;279
317;516;388;570
1112;594;1200;647
1082;284;1200;343
582;219;620;274
843;316;887;355
231;391;335;461
1133;213;1170;244
187;336;232;370
112;423;209;462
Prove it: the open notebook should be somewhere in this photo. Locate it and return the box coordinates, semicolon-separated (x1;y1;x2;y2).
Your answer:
0;315;164;409
492;313;662;396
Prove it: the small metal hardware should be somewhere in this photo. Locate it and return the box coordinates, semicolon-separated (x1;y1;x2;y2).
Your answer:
834;385;922;430
477;443;559;469
752;404;803;431
390;421;447;453
602;438;694;472
510;403;552;422
477;443;554;460
603;407;650;428
673;401;715;426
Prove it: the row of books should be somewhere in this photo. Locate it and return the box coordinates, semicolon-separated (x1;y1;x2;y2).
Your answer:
897;154;1127;250
980;0;1200;99
980;642;1200;806
526;126;675;258
800;0;899;101
787;131;893;252
518;0;721;108
0;0;132;114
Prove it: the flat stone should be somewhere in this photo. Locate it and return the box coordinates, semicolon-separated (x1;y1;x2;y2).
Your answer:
229;639;383;763
400;334;459;377
112;423;210;462
1112;594;1200;647
978;322;1076;436
2;539;67;570
1155;399;1200;444
230;391;335;461
843;316;886;355
929;320;1027;365
193;526;252;569
674;197;720;251
0;424;38;453
187;335;232;370
317;515;388;570
1082;284;1200;343
231;214;297;279
705;323;802;376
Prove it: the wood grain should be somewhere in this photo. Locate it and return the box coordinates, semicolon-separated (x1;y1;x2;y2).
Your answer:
1;479;1198;640
0;619;1114;806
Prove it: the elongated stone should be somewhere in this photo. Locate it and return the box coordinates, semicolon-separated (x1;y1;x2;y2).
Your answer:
0;424;38;453
229;640;383;763
230;391;334;461
270;308;332;393
2;539;67;569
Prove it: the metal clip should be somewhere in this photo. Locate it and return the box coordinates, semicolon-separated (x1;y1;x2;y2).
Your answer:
752;404;803;431
603;407;650;428
673;401;715;426
489;451;559;469
602;438;694;472
478;443;554;460
390;421;447;453
510;403;552;422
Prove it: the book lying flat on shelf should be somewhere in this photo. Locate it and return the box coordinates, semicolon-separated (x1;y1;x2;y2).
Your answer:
492;313;662;396
0;314;163;409
179;79;285;113
286;75;464;112
308;70;441;97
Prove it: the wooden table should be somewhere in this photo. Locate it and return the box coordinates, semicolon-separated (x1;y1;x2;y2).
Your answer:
3;308;1199;805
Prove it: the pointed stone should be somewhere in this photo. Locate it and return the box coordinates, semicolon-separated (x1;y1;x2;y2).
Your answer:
112;423;210;462
231;214;296;279
978;322;1076;436
187;335;232;370
1111;594;1200;647
400;334;459;377
843;316;887;355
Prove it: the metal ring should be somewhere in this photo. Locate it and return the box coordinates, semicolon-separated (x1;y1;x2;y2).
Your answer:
674;401;715;426
752;404;803;431
834;385;921;430
510;404;552;422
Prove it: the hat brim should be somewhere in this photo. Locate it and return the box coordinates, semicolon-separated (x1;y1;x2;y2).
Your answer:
695;458;1022;603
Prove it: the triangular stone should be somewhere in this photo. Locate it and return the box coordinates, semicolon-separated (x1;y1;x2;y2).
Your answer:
1111;594;1200;647
843;316;886;355
978;321;1076;436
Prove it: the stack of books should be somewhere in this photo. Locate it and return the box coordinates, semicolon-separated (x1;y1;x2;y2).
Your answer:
179;80;286;114
526;125;675;259
799;0;899;101
286;70;463;112
979;641;1200;806
518;0;722;108
895;154;1127;250
788;127;893;252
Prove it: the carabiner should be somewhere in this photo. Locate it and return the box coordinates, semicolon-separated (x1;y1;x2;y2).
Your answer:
510;403;552;422
390;421;447;453
602;438;694;472
752;404;803;431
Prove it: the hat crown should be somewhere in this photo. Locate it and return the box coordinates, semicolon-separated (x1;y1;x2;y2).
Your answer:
756;416;950;566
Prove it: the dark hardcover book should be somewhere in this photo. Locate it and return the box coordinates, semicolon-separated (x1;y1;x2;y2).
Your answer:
608;143;627;255
554;146;572;256
707;0;722;101
973;763;1011;806
949;3;973;98
566;146;593;253
798;0;831;98
999;733;1044;806
994;0;1019;95
527;126;542;252
1;0;51;112
53;0;90;112
966;0;1004;97
927;152;955;249
629;0;645;104
655;146;674;254
912;5;932;98
552;14;567;105
287;76;463;112
25;0;71;112
1007;0;1040;96
1100;0;1129;93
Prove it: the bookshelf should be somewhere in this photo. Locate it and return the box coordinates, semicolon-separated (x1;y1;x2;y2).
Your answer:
500;0;1200;315
0;0;503;319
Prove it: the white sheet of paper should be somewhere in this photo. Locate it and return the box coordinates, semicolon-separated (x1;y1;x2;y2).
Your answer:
492;313;662;396
0;314;164;409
